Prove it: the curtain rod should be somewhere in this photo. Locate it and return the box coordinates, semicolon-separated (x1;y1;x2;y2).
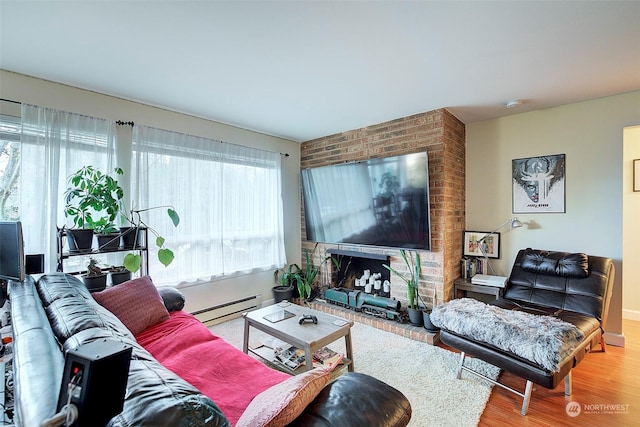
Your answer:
0;98;21;105
1;99;290;158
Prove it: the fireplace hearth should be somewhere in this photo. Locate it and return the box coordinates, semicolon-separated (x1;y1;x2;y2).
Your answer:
308;299;439;346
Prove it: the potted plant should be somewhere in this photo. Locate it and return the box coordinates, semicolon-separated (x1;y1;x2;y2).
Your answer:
272;264;301;303
421;288;440;332
64;166;124;253
121;205;180;273
330;254;351;289
110;265;132;286
383;249;423;326
83;257;107;292
93;218;121;251
291;243;331;302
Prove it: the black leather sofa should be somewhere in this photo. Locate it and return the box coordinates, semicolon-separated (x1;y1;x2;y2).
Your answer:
436;248;615;415
10;273;412;427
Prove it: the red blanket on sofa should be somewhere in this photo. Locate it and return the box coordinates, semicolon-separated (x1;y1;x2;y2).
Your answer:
136;311;290;425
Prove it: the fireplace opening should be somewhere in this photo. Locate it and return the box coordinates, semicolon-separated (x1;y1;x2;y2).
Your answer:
326;249;391;297
310;247;440;345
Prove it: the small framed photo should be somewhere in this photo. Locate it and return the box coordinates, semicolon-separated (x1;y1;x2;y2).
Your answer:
463;231;501;259
634;159;640;192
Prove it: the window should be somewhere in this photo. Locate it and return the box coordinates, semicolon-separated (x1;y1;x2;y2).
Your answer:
0;114;21;221
6;105;286;284
131;125;286;285
19;104;117;270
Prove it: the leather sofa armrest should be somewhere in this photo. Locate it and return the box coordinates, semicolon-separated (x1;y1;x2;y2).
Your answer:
158;287;186;312
10;277;65;426
289;372;412;427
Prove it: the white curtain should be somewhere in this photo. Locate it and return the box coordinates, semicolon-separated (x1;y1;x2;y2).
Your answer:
132;125;286;285
20;104;117;272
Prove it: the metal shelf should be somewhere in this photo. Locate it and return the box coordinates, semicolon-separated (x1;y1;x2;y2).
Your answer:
57;227;149;276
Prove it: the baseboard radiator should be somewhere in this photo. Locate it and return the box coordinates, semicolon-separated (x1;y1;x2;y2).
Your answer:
192;294;262;326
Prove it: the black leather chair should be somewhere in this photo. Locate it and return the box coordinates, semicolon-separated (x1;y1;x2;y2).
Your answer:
436;248;615;415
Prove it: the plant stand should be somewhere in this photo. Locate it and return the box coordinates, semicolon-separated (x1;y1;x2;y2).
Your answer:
57;227;150;276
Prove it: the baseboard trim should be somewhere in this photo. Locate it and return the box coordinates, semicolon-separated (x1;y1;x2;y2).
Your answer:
603;331;625;348
623;308;640;321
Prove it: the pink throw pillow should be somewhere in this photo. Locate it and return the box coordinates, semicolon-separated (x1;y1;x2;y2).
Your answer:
92;275;170;335
235;367;331;427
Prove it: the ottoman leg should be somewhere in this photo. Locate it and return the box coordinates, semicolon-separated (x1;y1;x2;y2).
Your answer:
456;352;466;379
564;371;572;396
521;380;533;415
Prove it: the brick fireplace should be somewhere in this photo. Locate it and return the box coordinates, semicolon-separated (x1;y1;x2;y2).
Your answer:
300;108;465;312
308;248;440;345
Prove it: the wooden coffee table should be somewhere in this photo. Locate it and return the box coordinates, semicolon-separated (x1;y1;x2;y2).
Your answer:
242;303;355;374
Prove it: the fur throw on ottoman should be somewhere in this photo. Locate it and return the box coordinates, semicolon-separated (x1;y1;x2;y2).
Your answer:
430;298;583;372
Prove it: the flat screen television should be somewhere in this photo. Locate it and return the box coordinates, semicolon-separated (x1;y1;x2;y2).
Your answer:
0;221;25;282
301;152;431;250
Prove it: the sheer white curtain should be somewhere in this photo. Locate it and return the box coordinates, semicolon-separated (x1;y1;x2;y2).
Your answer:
132;125;286;285
20;104;117;272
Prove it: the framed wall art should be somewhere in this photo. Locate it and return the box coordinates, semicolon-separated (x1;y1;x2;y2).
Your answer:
463;231;501;259
512;153;566;213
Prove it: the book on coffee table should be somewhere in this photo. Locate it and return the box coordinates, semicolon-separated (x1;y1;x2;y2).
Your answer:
312;347;343;367
273;343;344;371
274;344;306;370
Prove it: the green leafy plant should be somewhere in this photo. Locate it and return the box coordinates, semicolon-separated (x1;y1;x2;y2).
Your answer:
274;263;301;287
122;206;180;273
292;243;330;301
91;217;118;235
329;254;351;288
64;166;124;229
383;249;421;310
63;165;180;273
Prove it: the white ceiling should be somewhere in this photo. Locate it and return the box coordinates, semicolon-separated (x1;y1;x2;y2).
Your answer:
1;1;639;142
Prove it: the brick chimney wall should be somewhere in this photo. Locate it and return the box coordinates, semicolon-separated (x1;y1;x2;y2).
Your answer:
300;108;465;307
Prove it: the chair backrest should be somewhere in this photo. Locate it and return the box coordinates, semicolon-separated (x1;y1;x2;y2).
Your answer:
505;248;615;327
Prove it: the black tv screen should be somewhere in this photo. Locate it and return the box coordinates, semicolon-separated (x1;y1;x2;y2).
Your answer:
301;152;431;250
0;221;25;282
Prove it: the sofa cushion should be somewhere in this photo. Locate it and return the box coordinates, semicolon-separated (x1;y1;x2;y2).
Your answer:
137;311;290;425
235;367;331;427
93;276;169;335
158;286;186;312
520;249;589;278
288;372;413;427
36;273;134;343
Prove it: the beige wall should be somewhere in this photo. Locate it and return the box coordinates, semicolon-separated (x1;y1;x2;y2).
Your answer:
466;90;640;346
0;70;302;314
623;126;640;321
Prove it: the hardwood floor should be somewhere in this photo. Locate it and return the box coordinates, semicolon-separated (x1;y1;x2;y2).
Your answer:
312;300;639;425
474;319;639;427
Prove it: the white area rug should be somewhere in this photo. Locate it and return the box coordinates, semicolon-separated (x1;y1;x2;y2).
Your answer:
209;317;500;427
